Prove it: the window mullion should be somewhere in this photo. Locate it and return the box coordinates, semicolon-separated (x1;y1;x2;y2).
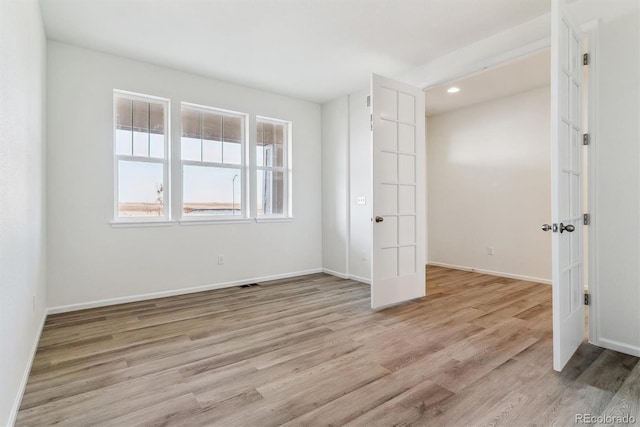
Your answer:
147;102;151;157
221;116;225;163
130;99;134;156
116;155;166;165
182;159;241;169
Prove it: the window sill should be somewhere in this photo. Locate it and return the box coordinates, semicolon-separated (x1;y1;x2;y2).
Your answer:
179;218;252;226
255;217;294;223
110;220;176;228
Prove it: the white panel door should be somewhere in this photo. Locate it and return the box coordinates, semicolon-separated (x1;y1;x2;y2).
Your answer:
371;73;426;309
551;0;585;371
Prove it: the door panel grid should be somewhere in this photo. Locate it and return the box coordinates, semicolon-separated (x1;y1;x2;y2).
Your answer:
378;94;417;279
552;0;585;371
559;18;583;319
371;74;425;308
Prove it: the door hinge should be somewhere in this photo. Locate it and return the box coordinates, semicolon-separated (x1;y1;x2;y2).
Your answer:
366;95;371;108
584;293;591;306
583;53;589;66
583;133;590;145
370;114;373;131
583;213;590;225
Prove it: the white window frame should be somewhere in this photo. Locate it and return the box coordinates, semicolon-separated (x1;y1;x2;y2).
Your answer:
180;102;249;223
256;116;293;220
112;90;171;225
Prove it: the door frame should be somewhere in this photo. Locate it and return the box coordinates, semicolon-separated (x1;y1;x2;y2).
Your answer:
582;21;600;347
419;21;601;348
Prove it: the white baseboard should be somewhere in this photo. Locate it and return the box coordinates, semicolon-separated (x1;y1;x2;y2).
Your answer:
7;310;47;427
322;269;371;285
322;268;349;279
348;274;371;285
598;338;640;358
48;268;323;314
428;261;551;285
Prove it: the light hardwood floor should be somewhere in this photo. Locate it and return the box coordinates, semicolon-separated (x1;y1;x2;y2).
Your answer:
17;266;640;426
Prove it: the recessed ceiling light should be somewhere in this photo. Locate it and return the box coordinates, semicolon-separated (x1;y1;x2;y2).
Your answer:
447;87;460;94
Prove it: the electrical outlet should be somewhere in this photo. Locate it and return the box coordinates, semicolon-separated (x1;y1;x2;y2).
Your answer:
218;255;225;265
487;247;494;255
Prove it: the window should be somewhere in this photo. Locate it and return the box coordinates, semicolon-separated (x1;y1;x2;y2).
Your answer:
113;91;170;221
181;104;247;219
256;117;292;217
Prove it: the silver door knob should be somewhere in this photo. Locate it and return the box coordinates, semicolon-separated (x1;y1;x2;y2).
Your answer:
541;224;552;231
375;216;384;223
560;223;575;233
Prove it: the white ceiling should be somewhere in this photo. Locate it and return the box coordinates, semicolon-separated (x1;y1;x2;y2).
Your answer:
425;48;550;116
39;0;551;104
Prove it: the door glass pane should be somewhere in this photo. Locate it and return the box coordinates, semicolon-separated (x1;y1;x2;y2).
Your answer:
379;247;398;280
183;165;242;216
398;154;415;184
398;216;416;245
379;216;398;247
398;123;415;153
398;185;415;213
398;92;415;123
257;169;284;215
118;160;164;217
379;87;398;120
399;246;416;276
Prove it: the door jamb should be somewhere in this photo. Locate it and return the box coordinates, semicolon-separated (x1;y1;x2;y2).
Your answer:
582;20;600;347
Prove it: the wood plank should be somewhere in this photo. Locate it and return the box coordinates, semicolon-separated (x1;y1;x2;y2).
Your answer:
597;362;640;426
16;268;639;426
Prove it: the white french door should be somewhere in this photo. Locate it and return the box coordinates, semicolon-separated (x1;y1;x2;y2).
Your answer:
550;0;585;371
370;74;426;309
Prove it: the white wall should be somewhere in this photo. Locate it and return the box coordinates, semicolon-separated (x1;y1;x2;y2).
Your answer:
0;0;47;424
321;89;373;283
348;90;372;282
47;42;322;309
593;8;640;355
427;87;551;283
321;97;349;276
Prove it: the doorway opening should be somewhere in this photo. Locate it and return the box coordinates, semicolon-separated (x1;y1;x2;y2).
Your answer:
422;38;592;353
